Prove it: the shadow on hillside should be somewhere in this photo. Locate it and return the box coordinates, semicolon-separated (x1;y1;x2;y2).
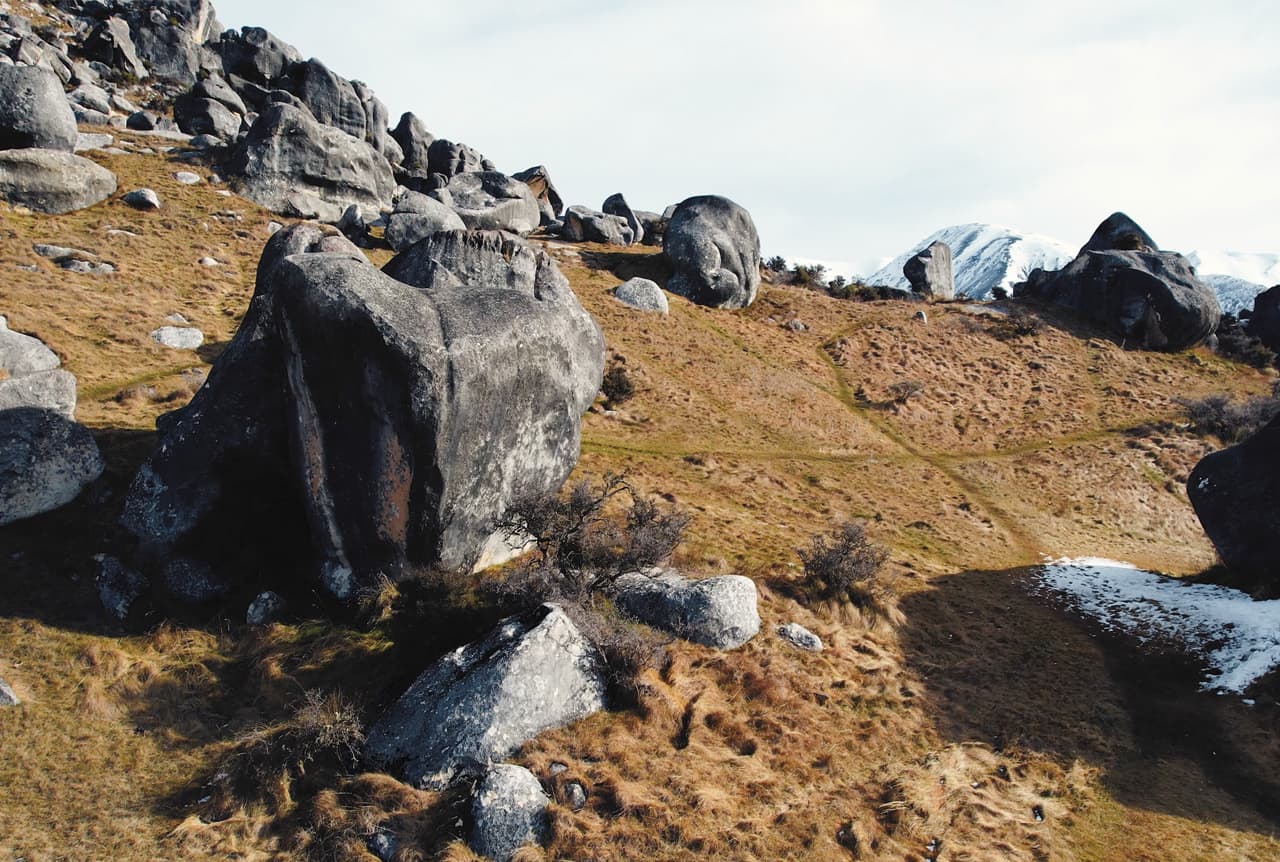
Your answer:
898;567;1280;833
196;339;231;364
581;248;672;285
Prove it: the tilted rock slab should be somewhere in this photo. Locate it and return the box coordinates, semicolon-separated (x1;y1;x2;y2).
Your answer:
904;240;954;301
121;226;603;603
364;604;607;789
663;195;761;309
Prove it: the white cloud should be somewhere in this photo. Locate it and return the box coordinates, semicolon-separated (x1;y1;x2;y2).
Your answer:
212;0;1280;265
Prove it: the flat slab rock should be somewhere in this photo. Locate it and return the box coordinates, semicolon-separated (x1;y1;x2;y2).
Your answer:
613;569;761;649
364;603;607;789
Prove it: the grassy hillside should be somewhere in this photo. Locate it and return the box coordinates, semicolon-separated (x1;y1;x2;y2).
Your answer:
0;143;1276;862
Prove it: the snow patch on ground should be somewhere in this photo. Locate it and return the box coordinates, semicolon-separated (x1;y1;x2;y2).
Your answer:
1032;557;1280;694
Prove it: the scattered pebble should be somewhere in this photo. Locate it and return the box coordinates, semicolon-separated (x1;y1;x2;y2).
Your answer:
198;257;219;267
164;313;189;325
173;171;202;185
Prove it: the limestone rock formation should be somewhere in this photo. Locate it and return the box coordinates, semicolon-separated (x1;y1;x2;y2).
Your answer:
0;407;103;527
663;195;761;309
1246;285;1280;352
470;764;550;862
0;64;77;152
613;277;668;314
120;226;603;604
602;192;644;245
512;165;562;225
561;205;634;246
903;240;954;300
431;171;540;235
0;316;76;417
613;570;761;649
384;188;465;252
219;26;299;87
364;604;607;789
0;148;117;214
1187;415;1280;590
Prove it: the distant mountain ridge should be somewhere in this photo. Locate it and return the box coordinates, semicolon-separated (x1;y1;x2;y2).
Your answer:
867;224;1280;310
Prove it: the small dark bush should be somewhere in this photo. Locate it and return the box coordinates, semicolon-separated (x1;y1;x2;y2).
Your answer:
886;379;924;404
497;473;689;601
1179;386;1280;443
986;306;1042;340
798;521;890;613
1215;314;1277;369
790;263;827;288
764;255;789;273
991;286;1009;301
601;364;635;407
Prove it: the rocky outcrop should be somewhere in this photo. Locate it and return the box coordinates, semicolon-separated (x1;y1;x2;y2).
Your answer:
291;58;366;141
384;188;465;252
0;407;103;526
82;16;148;81
428;138;489;178
120;0;221;85
0;148;117;214
219;26;299;87
0;316;76;417
561;205;634;246
364;604;607;789
431;171;540;235
1016;214;1220;350
613;277;668;314
1246;285;1280;352
602;192;643;245
390;111;433;178
120;226;603;604
663;195;761;309
0;65;77;152
225;103;394;222
470;765;549;862
612;570;761;649
1187;415;1280;590
512;165;562;225
903;240;954;300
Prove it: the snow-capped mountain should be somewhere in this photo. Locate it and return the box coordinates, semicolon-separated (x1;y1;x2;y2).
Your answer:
866;225;1280;311
864;224;1075;300
1187;251;1280;314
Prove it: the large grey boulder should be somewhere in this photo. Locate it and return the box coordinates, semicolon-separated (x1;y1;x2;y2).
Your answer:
602;193;644;245
561;205;634;246
192;74;247;118
0;316;74;416
1246;285;1280;352
512;165;563;224
428;138;488;178
226;103;395;223
613;277;668;314
121;0;220;85
663;195;761;309
219;26;299;87
121;226;603;602
431;171;540;235
0;65;77;152
903;240;954;300
0;148;117;214
0;407;103;526
364;604;607;789
1187;414;1280;591
1016;214;1220;351
83;16;148;81
470;764;549;862
174;94;240;140
384;189;465;252
612;570;761;649
390;111;433;177
289;58;366;141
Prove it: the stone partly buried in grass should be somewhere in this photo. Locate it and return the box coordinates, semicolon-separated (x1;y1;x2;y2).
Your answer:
364;604;607;790
120;226;604;607
612;569;761;649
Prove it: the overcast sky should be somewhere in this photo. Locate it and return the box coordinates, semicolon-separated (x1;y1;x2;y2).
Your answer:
212;0;1279;276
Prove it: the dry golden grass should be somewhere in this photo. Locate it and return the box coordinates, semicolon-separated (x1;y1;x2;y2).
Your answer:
1;145;1278;861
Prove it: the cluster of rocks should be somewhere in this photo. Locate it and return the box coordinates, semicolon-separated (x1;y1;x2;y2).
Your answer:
1015;212;1221;351
0;315;102;527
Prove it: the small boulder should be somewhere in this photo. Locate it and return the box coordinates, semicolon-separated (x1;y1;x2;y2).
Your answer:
776;622;822;652
384;188;465;251
246;590;286;625
173;95;240;140
561;205;634;246
903;240;954;300
122;188;161;210
0;407;103;526
69;83;112;116
173;170;202;185
470;764;549;862
612;570;761;649
0;64;77;152
0;148;117;214
613;277;668;314
663;195;761;309
126;110;161;131
364;604;607;789
428;138;487;178
150;326;203;349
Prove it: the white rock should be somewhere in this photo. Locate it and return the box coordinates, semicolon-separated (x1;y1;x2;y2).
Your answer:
173;171;202;185
150;326;203;350
776;622;823;652
613;569;761;649
122;188;160;210
470;764;549;862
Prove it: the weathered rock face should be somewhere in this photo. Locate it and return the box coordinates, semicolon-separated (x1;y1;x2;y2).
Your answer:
226;103;394;223
122;0;221;84
428;138;488;178
636;210;667;247
663;195;761;309
0;64;78;152
561;205;634;246
1187;415;1280;590
0;148;117;214
1079;211;1158;255
1246;285;1280;352
0;316;76;417
192;73;247;118
470;764;549;862
1017;216;1220;351
290;58;366;141
613;277;668;314
121;226;603;604
0;407;103;527
352;81;391;156
83;16;148;80
364;604;607;789
903;240;954;300
602;192;643;245
384;189;465;252
512;165;563;224
431;171;541;235
390;111;433;177
219;26;299;87
174;94;240;139
612;570;761;649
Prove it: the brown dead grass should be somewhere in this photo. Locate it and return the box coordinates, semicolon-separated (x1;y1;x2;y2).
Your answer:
1;147;1278;862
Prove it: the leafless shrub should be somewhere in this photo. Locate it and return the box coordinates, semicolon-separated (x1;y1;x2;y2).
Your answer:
798;521;890;614
886;380;925;404
1179;386;1280;444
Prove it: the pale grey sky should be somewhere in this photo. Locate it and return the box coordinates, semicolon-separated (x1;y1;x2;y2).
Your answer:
213;0;1279;276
